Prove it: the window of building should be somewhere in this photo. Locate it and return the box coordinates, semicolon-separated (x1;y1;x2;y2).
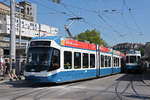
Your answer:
83;53;89;68
21;9;24;13
22;21;24;24
101;55;104;67
16;19;19;23
90;54;95;68
74;52;81;69
27;7;30;15
64;51;72;69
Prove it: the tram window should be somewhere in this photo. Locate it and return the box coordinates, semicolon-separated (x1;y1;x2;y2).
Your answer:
137;56;140;62
74;52;81;69
113;57;114;67
83;53;89;68
90;54;95;68
130;56;136;63
64;51;72;69
108;56;111;67
113;57;116;67
105;56;108;67
126;56;129;63
101;55;104;67
49;48;60;71
117;58;119;67
115;58;117;67
118;58;120;67
116;58;118;67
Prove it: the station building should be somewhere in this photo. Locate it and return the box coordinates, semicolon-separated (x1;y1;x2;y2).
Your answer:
0;1;58;58
113;43;144;54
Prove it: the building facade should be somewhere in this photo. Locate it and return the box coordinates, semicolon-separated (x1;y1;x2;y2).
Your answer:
113;43;144;54
0;1;58;57
0;15;58;38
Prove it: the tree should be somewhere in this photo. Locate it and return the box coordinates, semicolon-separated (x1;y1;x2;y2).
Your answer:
74;29;107;47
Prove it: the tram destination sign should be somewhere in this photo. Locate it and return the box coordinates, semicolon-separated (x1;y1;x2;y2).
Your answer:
30;41;51;47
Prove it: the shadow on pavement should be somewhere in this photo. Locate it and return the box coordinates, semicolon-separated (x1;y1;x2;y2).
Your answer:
114;69;150;100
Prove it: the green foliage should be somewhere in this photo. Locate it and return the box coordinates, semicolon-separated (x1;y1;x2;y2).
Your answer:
74;29;107;46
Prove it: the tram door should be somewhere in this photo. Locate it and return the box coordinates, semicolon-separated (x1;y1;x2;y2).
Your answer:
112;55;114;74
96;45;101;77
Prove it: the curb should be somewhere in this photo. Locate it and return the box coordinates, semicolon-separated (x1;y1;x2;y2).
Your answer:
0;79;9;84
0;76;25;84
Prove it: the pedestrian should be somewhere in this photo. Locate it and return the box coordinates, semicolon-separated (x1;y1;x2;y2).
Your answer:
11;59;18;80
0;62;4;80
22;60;26;74
18;60;26;80
5;59;13;81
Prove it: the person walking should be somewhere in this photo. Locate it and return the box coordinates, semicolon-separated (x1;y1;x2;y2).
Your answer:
11;59;18;80
5;59;13;81
0;62;4;80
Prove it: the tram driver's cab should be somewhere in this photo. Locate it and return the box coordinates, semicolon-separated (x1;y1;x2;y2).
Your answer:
25;41;60;72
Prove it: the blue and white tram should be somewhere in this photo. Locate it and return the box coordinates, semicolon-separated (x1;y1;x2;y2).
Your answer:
24;36;123;83
125;50;141;72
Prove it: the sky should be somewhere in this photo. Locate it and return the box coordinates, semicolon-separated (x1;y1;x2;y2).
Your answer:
3;0;150;46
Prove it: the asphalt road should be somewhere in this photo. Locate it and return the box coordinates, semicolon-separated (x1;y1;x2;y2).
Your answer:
0;70;150;100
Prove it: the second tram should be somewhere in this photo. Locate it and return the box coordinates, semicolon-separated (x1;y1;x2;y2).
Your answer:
125;50;142;73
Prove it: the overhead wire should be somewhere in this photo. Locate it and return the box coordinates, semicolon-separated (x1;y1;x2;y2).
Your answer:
122;0;143;36
59;1;123;44
59;2;128;37
29;0;135;45
27;0;73;17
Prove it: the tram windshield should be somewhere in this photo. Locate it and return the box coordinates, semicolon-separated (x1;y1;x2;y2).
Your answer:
26;47;60;72
26;47;51;72
126;56;140;63
130;56;136;63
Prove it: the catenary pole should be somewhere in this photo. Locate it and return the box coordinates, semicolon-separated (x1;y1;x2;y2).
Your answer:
18;4;23;74
10;0;16;70
19;5;21;48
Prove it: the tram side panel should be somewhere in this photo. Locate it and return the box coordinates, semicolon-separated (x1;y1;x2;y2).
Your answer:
112;56;121;74
99;53;113;76
56;48;97;83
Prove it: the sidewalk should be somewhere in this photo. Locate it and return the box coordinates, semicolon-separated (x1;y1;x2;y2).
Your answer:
0;75;25;84
0;75;9;83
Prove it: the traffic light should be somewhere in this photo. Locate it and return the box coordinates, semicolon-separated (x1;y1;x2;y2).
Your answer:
52;0;60;4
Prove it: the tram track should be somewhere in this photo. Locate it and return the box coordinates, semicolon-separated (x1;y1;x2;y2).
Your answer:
10;88;46;100
83;78;127;100
0;72;150;100
114;81;131;100
112;73;150;100
130;80;146;100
